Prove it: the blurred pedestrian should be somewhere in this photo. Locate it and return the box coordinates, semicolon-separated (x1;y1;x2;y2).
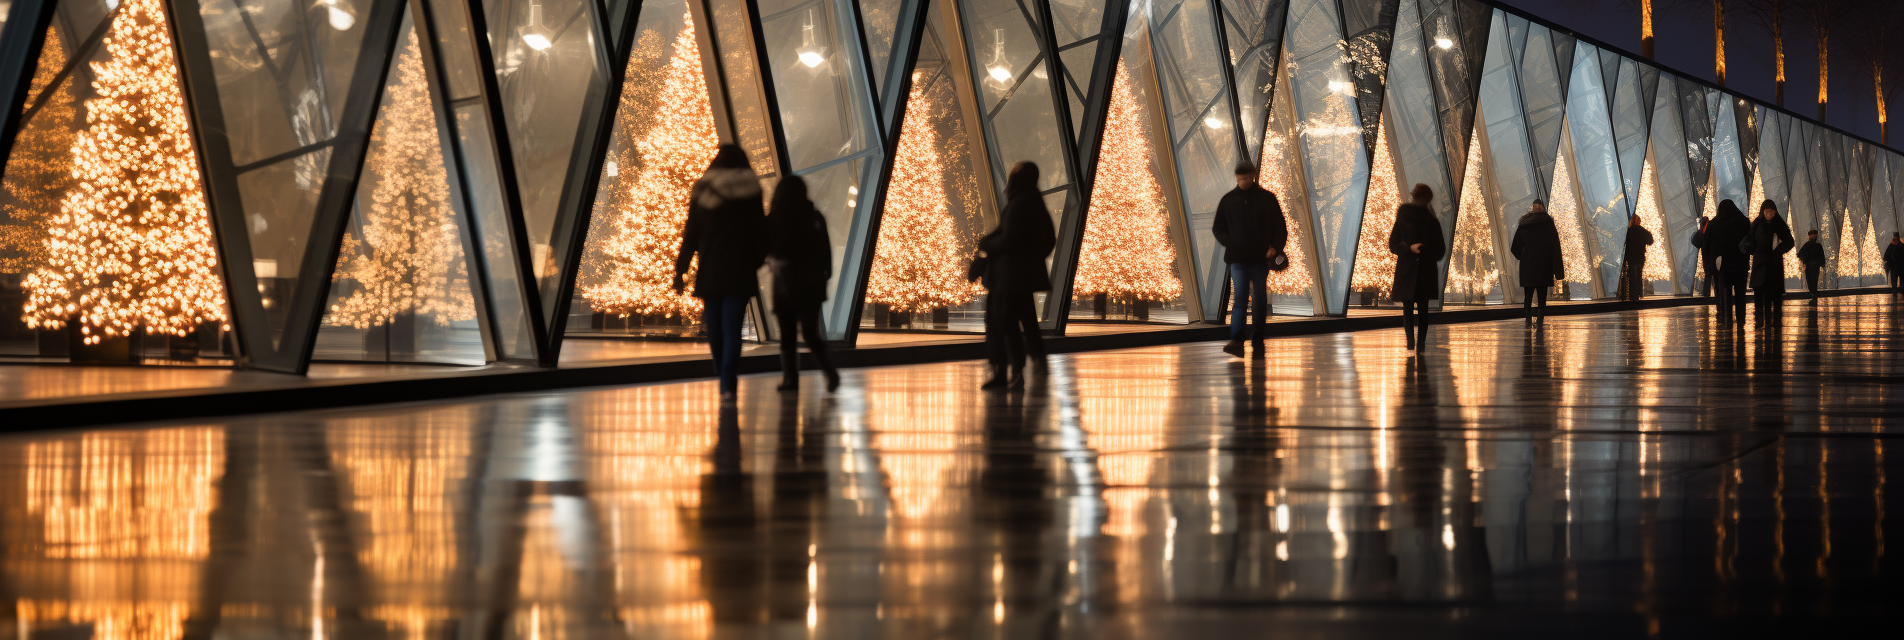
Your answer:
765;175;840;393
1703;200;1752;326
977;162;1055;389
1509;199;1562;325
1620;214;1654;302
1797;229;1825;302
1211;160;1288;357
1747;200;1795;327
674;144;768;402
1389;184;1446;351
1886;232;1904;293
1690;215;1713;296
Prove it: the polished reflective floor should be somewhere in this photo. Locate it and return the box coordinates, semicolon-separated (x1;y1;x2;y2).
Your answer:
4;295;1901;638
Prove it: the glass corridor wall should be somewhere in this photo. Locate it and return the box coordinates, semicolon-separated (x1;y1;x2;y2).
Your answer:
0;0;1899;373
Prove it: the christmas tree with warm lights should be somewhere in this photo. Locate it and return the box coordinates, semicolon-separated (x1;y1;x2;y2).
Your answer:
1350;123;1401;302
582;15;718;323
1834;211;1859;286
865;73;977;319
21;0;227;346
1;27;76;276
1072;62;1180;317
329;31;474;331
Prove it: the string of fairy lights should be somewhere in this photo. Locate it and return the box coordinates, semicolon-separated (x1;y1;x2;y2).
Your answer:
1633;160;1674;284
1071;61;1181;305
1547;149;1594;295
865;72;979;313
1350;123;1401;294
1447;134;1498;298
1;27;74;275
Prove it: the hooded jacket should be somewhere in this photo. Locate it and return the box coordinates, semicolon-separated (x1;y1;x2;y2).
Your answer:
1748;213;1795;289
676;167;769;298
766;191;832;312
1510;209;1564;286
978;188;1056;294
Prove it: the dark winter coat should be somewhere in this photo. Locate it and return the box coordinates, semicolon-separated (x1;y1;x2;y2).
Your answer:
766;198;832;312
978;190;1056;294
1747;214;1796;290
1797;239;1825;268
676;168;769;298
1387;203;1446;302
1624;225;1654;263
1211;185;1289;264
1509;210;1564;286
1886;242;1904;273
1700;204;1752;278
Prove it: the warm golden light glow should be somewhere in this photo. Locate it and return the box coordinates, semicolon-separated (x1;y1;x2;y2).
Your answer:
1547;147;1593;295
1073;62;1181;304
1835;212;1860;282
1860;216;1883;279
867;72;980;313
21;0;227;343
1259;89;1312;296
1447;135;1497;300
1634;160;1673;285
329;30;476;330
1640;0;1655;58
583;15;719;321
1350;123;1400;294
1714;1;1726;85
329;409;471;635
1;26;76;275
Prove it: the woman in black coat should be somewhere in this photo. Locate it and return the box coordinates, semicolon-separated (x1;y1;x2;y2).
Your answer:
1509;199;1563;325
1746;200;1796;327
674;144;768;401
1885;232;1904;292
1700;199;1753;325
977;162;1056;389
766;175;840;393
1389;184;1447;351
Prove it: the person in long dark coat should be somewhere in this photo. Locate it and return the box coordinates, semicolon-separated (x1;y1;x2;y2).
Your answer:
1619;215;1655;301
1886;232;1904;293
1211;161;1289;357
1691;215;1713;296
977;162;1056;389
1747;200;1796;327
765;175;840;393
1796;229;1825;302
1388;184;1446;351
1509;199;1563;325
674;144;768;401
1700;200;1753;326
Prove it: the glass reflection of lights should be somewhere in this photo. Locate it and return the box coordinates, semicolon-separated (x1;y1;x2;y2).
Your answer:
318;0;356;31
984;29;1013;88
521;1;555;51
797;10;828;69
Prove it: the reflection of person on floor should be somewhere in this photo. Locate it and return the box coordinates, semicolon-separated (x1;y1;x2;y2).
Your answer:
1702;200;1752;326
1389;184;1446;351
976;162;1055;390
1619;215;1654;302
1797;229;1825;303
1212;161;1287;358
1510;199;1563;326
674;144;768;402
765;175;840;393
1747;200;1796;328
1887;232;1904;293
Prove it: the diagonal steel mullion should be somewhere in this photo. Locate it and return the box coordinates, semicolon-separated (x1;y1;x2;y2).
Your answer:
1204;0;1249;162
839;0;931;344
412;0;503;362
8;5;119;141
1040;0;1131;333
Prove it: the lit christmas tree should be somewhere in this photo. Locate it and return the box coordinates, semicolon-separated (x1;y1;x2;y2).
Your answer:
1547;149;1592;294
1834;211;1859;284
866;72;978;313
1071;62;1180;305
1447;136;1498;299
582;15;718;321
579;29;668;293
21;0;227;343
1633;161;1673;285
1860;216;1882;280
1;26;77;275
1350;122;1401;295
1259;113;1312;295
329;31;475;329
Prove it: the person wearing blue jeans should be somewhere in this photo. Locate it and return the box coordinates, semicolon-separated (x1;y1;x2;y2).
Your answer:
674;144;769;401
1211;161;1288;357
700;295;751;394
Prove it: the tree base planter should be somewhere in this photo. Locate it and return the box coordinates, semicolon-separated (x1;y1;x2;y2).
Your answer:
68;328;142;364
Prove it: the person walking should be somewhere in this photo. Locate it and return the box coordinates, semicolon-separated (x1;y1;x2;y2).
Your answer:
1389;184;1446;351
1702;200;1752;326
1797;229;1825;302
1747;200;1796;327
1211;161;1288;357
1509;199;1563;325
1886;232;1904;293
674;144;770;402
977;162;1056;390
1690;215;1713;296
1620;214;1654;302
765;175;840;393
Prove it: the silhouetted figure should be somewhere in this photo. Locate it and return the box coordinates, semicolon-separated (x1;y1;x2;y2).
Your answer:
1797;229;1825;302
675;144;769;401
1619;214;1654;301
1747;200;1796;327
765;175;840;393
1389;184;1446;351
1701;200;1752;326
1691;215;1713;296
1886;232;1904;293
1212;160;1288;358
1510;199;1563;325
977;162;1056;389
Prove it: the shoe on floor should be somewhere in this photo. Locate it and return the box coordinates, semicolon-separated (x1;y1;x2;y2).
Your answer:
1222;340;1245;358
824;370;841;392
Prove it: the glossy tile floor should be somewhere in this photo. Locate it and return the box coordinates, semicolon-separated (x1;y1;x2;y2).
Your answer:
3;295;1901;639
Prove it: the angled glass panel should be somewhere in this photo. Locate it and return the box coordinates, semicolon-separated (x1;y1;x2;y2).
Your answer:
317;14;483;365
1143;0;1239;322
0;0;234;362
1446;121;1500;305
1711;93;1747;206
1046;0;1113;142
1148;0;1227;145
1070;50;1188;324
1283;0;1368;315
1338;0;1397;159
705;0;777;171
1733;96;1759;191
1350;119;1402;305
1633;152;1673;295
1648;83;1696;295
1375;0;1454;303
1476;6;1538;297
863;14;991;331
1781;119;1812;289
860;0;903;98
1609;57;1647;216
1563;42;1627;293
1548;124;1596;299
1841;141;1871;286
1517;22;1565;200
1257;54;1315;315
1419;0;1487;189
1874;153;1897;284
1675;77;1712;217
1218;0;1287;161
1821;132;1848;274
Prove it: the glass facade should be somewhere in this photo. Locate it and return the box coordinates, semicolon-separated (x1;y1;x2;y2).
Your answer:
0;0;1899;373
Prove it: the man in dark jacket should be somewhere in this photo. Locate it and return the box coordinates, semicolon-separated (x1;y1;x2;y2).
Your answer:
1797;229;1826;302
1620;215;1654;301
1690;215;1713;296
978;162;1057;389
1701;200;1752;326
1749;201;1796;327
1389;184;1446;351
1887;232;1904;293
1509;199;1563;325
1211;161;1288;357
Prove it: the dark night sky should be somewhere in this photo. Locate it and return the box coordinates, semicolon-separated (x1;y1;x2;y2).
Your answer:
1494;0;1888;148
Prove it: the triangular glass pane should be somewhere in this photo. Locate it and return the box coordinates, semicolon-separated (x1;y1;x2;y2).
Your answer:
1874;154;1898;282
1339;0;1399;160
1632;154;1673;295
1547;129;1595;299
1060;39;1097;137
1596;48;1620;107
1755;109;1787;218
1048;0;1106;46
1711;94;1749;206
1648;84;1698;295
1610;58;1648;218
1222;0;1290;161
1636;63;1659;132
1564;45;1628;290
1734;98;1761;185
1350;120;1402;304
1519;24;1566;199
1283;0;1370;315
1477;13;1541;295
1384;0;1455;245
860;0;905;99
1675;77;1713;217
1258;54;1316;316
1420;0;1490;196
1551;31;1576;81
1506;13;1528;61
1446;122;1500;305
1070;61;1186;323
1781;120;1813;284
318;19;484;365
